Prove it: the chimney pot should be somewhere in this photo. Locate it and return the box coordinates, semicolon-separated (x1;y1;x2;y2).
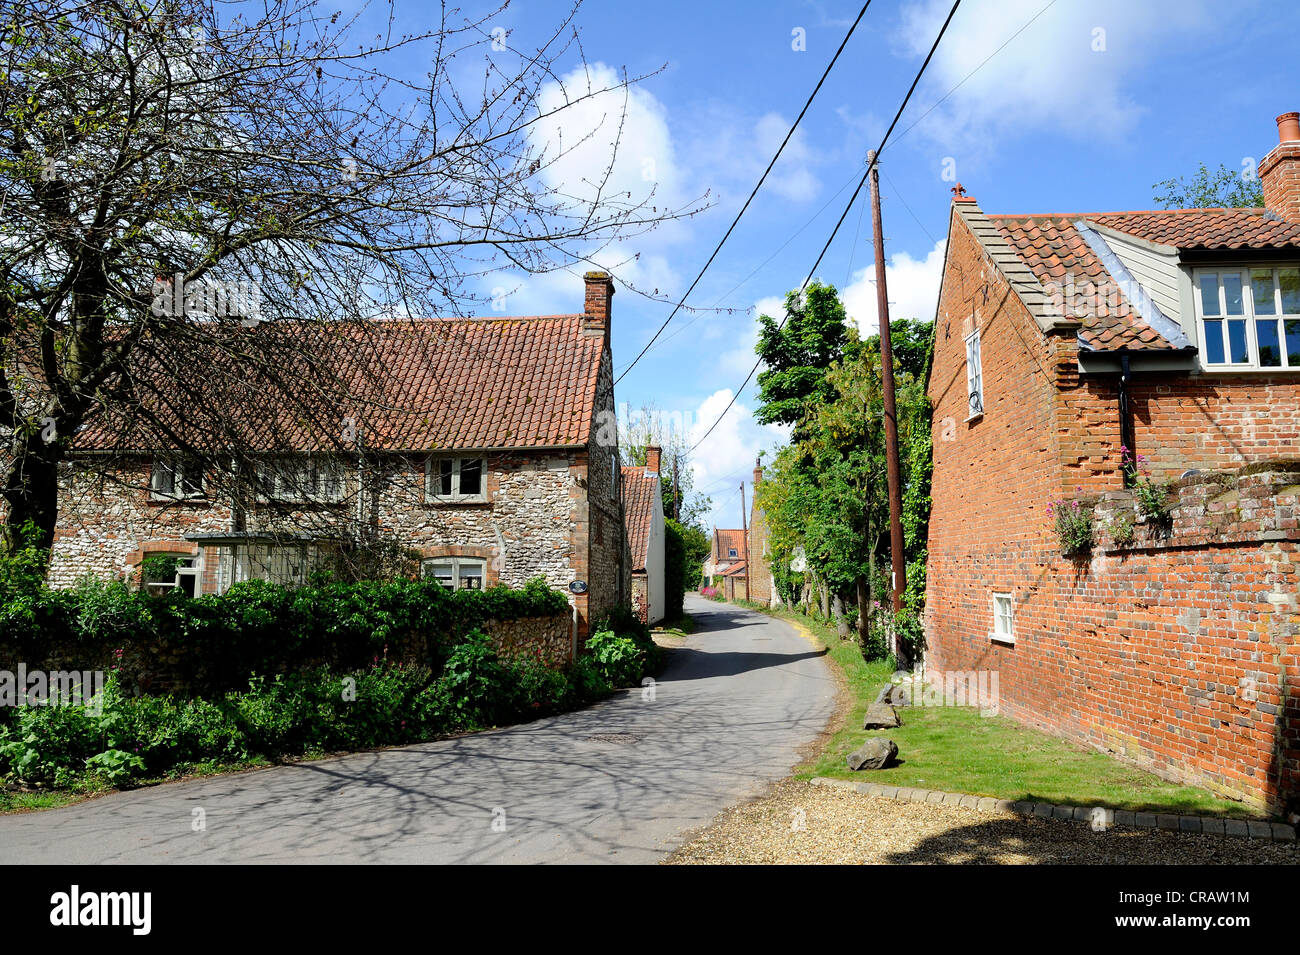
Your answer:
582;271;614;342
1261;110;1300;223
645;445;661;474
1277;112;1300;144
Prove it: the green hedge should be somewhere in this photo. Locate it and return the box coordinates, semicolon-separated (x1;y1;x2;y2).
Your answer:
0;636;619;789
0;574;570;696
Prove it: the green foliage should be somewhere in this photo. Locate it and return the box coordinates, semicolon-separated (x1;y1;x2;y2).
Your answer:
0;573;569;696
755;282;851;439
592;604;662;677
1047;495;1094;556
139;554;180;584
0;520;49;599
1108;510;1136;548
665;518;709;616
1153;162;1263;210
439;631;513;727
1122;447;1173;522
585;630;648;688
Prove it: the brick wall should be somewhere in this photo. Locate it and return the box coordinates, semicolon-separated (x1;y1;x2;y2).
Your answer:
926;210;1300;813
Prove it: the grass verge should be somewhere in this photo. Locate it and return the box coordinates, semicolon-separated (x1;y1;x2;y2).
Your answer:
728;598;1261;819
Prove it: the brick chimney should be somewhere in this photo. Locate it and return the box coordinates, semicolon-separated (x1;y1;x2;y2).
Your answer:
645;445;661;474
1260;112;1300;222
753;455;763;486
582;271;614;342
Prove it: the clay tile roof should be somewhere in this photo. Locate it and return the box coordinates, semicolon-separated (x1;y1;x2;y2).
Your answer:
622;466;658;572
76;314;604;451
714;528;746;559
1086;208;1300;250
720;560;748;578
987;214;1175;352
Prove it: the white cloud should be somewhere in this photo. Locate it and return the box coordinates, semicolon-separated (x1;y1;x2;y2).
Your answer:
533;62;687;220
753;113;820;202
841;238;946;337
688;388;788;530
893;0;1211;159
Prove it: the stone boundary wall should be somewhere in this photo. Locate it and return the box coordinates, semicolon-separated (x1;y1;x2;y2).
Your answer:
483;611;573;667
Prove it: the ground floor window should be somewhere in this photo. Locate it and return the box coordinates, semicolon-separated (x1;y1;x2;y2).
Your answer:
142;553;201;597
991;592;1014;644
215;542;333;593
421;557;485;591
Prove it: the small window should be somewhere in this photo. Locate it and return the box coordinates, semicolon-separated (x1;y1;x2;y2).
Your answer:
143;553;201;597
257;457;346;503
426;457;488;502
728;548;738;558
150;458;204;500
965;330;984;419
421;557;485;591
990;592;1014;644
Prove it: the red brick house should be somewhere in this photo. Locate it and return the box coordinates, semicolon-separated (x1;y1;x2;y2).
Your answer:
622;445;666;625
48;272;632;644
747;459;776;607
925;113;1300;815
703;527;746;588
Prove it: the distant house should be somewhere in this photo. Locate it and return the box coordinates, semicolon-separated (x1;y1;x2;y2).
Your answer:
703;527;746;587
47;272;633;644
924;111;1300;813
623;445;666;625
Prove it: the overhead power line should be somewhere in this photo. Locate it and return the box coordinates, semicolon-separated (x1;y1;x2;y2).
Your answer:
614;0;876;386
687;0;962;456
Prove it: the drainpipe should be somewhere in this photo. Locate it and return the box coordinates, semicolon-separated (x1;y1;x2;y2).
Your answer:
1118;353;1135;488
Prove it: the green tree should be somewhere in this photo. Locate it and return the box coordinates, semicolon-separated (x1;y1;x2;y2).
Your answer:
1153;162;1263;209
754;282;851;439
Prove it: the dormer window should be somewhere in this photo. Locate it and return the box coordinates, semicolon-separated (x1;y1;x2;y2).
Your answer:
1195;267;1300;369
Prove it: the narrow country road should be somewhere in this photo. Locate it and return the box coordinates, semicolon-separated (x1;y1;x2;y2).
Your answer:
0;596;835;864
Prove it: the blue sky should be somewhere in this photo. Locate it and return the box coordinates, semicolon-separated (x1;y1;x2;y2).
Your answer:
345;0;1300;530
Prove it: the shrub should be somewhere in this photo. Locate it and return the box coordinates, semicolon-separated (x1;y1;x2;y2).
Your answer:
437;631;513;728
584;629;647;688
1047;491;1093;556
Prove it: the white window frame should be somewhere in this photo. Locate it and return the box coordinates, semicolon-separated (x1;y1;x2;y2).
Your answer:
425;456;487;503
990;592;1014;645
142;553;202;597
150;458;204;501
965;329;984;420
257;457;346;504
1194;266;1300;371
421;556;486;591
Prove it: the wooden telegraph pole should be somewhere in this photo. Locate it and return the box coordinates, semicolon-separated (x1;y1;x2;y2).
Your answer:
868;149;907;618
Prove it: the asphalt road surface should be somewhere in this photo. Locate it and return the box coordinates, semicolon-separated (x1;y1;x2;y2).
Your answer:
0;595;835;864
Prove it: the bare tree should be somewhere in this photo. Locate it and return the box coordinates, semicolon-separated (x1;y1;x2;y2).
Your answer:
0;0;705;553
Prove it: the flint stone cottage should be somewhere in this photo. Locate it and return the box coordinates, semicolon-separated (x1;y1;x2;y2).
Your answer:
46;272;632;650
622;445;666;625
925;112;1300;814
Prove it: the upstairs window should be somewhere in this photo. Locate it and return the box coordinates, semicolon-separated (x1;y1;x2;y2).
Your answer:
965;330;984;418
1196;267;1300;369
426;456;486;502
728;548;738;558
150;458;204;500
257;457;346;503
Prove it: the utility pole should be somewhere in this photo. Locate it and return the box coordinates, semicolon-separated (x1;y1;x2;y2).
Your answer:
868;149;907;618
739;481;750;603
671;448;681;521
